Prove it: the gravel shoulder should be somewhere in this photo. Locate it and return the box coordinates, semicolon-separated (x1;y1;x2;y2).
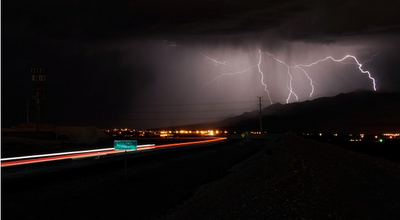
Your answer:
161;134;400;220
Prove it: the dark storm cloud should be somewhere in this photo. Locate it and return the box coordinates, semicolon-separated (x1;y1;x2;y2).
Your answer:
3;0;400;43
6;0;400;39
3;0;293;40
2;0;400;128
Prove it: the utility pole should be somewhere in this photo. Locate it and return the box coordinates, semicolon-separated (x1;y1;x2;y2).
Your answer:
27;98;29;124
31;68;46;132
257;96;262;134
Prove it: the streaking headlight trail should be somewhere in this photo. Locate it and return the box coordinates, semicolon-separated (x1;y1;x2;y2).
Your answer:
1;138;226;167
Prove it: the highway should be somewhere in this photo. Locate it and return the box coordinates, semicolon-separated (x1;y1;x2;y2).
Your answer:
2;137;266;220
1;137;226;169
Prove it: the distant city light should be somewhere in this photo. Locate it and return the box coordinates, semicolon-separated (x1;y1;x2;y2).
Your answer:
383;133;400;139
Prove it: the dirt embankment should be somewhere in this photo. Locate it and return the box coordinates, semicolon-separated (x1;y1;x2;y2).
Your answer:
161;135;400;219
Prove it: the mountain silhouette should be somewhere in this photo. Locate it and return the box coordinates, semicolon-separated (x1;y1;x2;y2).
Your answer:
218;90;400;133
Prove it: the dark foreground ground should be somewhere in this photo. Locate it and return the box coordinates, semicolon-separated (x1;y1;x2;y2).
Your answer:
3;135;400;219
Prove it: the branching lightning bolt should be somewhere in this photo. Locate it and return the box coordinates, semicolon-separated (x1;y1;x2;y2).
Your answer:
257;50;273;104
295;65;315;97
203;50;377;104
362;53;378;65
199;51;229;66
202;64;256;90
201;51;274;103
263;52;299;103
296;55;377;91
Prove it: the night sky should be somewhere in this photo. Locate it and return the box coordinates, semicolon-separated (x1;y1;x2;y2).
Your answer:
2;0;400;129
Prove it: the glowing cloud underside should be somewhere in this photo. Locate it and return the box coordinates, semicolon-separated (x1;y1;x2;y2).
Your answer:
203;50;377;104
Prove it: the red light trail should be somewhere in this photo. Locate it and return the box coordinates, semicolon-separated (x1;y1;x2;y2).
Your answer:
1;137;226;167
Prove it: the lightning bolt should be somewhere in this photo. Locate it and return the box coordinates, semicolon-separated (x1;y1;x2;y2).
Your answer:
294;65;315;97
199;51;229;66
295;55;377;91
263;52;299;103
203;50;377;104
202;51;273;104
257;50;273;104
202;64;256;90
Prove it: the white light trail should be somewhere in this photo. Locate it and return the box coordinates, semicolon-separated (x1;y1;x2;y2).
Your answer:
0;144;156;162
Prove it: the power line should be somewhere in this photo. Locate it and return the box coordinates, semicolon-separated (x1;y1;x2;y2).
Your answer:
258;96;262;133
103;100;256;107
114;118;223;121
78;114;225;121
111;108;254;114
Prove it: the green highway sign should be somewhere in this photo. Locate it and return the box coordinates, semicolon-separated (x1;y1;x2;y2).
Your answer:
114;140;137;151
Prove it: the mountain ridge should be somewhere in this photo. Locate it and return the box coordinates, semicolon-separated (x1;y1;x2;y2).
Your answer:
220;90;400;133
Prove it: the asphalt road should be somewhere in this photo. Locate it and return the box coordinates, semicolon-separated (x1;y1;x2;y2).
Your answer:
1;137;225;168
2;137;270;220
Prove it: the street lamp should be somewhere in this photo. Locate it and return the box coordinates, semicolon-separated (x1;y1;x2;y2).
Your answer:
32;68;46;132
